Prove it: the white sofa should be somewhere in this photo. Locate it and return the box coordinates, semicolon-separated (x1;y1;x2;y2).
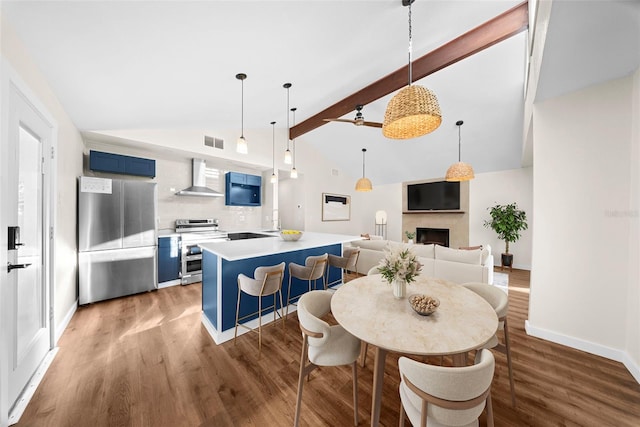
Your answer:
348;240;494;285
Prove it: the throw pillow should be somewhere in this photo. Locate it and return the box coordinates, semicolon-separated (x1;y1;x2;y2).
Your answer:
435;245;482;265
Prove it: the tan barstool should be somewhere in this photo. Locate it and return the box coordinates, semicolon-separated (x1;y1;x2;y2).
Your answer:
285;253;328;320
234;262;285;354
326;247;360;288
462;282;516;406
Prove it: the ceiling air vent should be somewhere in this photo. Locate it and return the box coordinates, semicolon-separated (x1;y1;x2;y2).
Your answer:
204;135;224;149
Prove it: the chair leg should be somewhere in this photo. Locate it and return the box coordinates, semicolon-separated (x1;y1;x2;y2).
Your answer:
359;342;368;367
278;290;286;336
294;336;309;427
352;361;358;427
258;295;263;355
286;274;293;321
504;318;516;406
234;287;242;344
486;392;494;427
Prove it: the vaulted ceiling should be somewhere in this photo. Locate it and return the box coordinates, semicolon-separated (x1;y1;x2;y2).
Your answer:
2;1;638;185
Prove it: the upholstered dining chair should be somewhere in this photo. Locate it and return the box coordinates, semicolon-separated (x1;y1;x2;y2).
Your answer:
286;253;328;320
326;247;360;288
234;262;286;354
462;282;516;406
294;290;361;427
398;349;495;427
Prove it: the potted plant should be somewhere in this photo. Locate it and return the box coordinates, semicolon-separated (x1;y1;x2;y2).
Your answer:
483;202;528;271
405;231;416;244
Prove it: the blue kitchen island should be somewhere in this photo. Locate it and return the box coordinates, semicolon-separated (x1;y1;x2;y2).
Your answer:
199;231;361;344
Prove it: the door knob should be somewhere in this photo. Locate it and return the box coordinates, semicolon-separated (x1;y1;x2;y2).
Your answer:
7;262;31;273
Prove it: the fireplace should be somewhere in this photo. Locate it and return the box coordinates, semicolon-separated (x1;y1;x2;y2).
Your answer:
416;228;450;247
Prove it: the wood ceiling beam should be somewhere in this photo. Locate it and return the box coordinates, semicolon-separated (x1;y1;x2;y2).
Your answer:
290;1;528;140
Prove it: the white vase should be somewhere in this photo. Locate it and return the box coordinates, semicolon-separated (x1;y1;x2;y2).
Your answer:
393;279;406;299
407;239;414;245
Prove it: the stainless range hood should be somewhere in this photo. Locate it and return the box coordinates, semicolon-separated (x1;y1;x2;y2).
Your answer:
176;158;224;197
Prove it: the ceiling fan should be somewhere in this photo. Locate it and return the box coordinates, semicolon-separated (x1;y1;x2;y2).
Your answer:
323;105;383;128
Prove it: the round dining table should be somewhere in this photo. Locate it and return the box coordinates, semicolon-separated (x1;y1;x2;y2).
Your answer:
331;274;498;427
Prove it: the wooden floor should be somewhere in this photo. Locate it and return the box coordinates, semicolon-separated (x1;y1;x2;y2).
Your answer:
16;269;640;426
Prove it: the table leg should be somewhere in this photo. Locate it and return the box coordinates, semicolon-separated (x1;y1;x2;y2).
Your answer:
452;351;468;367
371;347;387;427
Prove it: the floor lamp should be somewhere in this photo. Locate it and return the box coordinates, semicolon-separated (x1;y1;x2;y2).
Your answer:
375;210;387;240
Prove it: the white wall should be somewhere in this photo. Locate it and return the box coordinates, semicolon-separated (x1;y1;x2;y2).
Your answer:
469;167;533;269
627;67;640;378
1;14;84;340
529;74;638;379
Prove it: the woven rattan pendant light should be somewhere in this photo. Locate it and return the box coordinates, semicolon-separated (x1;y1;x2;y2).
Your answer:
445;120;474;181
382;1;441;140
355;148;373;192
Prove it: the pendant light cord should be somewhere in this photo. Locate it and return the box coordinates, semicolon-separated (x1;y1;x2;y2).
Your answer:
362;148;366;178
291;108;297;168
240;78;244;138
271;121;276;171
408;1;413;86
457;120;464;161
286;85;290;150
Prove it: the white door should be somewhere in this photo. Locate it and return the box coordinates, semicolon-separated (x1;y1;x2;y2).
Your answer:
4;80;54;412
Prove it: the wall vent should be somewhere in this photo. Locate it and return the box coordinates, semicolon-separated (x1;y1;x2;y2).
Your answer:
331;168;339;176
204;135;224;149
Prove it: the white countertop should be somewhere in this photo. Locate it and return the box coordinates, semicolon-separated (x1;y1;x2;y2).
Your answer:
198;231;362;261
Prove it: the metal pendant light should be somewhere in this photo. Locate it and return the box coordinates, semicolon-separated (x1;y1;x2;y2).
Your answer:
445;120;474;181
270;121;277;184
290;107;298;179
355;148;373;192
236;73;248;154
382;0;441;139
283;83;292;164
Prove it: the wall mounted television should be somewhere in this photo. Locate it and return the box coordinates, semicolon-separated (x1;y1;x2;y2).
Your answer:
407;181;460;211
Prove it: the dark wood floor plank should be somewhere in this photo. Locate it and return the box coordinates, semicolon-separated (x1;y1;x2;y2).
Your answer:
14;268;640;426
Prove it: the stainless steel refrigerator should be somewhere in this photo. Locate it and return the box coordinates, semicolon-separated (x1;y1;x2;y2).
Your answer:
78;176;157;304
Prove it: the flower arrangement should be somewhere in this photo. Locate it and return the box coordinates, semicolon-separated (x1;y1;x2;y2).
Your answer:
376;245;422;285
405;231;416;240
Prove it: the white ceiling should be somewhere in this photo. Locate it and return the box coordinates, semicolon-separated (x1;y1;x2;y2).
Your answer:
1;1;638;185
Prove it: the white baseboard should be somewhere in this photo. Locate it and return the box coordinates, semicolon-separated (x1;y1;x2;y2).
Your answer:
525;320;639;384
621;352;640;384
8;348;59;425
158;279;181;289
55;300;77;344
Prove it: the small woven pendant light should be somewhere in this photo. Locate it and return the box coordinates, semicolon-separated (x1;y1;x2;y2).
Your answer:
445;120;474;181
355;148;373;192
383;1;441;140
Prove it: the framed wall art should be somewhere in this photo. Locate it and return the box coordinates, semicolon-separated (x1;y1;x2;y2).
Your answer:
322;193;350;221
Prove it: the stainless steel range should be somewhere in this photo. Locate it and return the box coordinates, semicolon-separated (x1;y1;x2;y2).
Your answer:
176;219;228;285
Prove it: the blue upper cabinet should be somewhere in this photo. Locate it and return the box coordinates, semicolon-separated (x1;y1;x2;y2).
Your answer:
225;172;261;206
90;150;156;178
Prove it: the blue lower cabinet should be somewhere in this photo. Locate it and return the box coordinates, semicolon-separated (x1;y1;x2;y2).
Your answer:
201;244;341;333
158;236;181;282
